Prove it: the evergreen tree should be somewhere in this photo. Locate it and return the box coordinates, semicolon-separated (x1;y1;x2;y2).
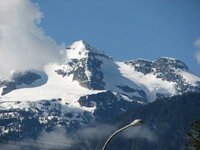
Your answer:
187;120;200;150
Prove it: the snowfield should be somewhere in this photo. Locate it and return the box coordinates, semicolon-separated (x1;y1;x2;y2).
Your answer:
0;40;200;108
0;63;101;108
116;62;178;102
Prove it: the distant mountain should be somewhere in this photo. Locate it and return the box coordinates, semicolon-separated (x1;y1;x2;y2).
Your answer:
0;40;200;149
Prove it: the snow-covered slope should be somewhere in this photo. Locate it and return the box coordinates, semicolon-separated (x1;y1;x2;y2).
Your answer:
123;58;200;101
0;63;101;112
0;40;200;141
117;62;177;102
1;40;200;105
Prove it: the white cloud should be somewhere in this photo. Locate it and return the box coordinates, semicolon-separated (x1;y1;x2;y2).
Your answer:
0;0;63;79
0;124;157;150
195;38;200;64
0;127;73;150
35;127;73;150
122;126;157;142
72;124;116;150
0;125;115;150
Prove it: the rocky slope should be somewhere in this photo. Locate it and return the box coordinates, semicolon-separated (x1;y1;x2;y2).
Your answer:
0;40;200;145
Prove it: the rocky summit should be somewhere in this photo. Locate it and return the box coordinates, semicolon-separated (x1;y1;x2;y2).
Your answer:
0;40;200;147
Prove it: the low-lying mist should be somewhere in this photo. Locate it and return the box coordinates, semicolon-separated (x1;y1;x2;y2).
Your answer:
0;123;157;150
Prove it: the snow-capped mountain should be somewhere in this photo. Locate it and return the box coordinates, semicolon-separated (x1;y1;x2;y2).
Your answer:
1;40;199;104
0;40;200;140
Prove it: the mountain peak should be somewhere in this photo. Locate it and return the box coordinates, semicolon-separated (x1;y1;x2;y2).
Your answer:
154;57;189;70
66;40;104;59
68;40;89;50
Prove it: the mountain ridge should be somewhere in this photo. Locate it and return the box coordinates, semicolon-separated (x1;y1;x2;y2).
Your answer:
0;40;200;149
1;40;200;103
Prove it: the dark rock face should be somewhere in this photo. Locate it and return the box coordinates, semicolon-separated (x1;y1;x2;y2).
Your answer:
56;52;108;90
125;59;153;75
125;57;189;77
86;52;106;89
0;71;47;95
125;57;200;93
116;85;147;100
153;58;188;81
116;85;136;92
154;57;189;70
78;91;142;123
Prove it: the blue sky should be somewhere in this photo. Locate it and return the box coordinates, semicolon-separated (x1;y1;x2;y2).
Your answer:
34;0;200;75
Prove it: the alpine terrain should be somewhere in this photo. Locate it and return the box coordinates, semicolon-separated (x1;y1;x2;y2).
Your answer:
0;40;200;149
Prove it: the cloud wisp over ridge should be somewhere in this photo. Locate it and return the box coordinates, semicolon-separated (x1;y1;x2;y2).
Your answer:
0;0;63;79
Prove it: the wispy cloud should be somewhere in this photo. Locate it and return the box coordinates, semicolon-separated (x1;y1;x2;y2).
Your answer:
0;125;111;150
0;0;63;79
195;38;200;64
122;126;157;142
0;127;72;150
71;124;117;150
0;124;157;150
